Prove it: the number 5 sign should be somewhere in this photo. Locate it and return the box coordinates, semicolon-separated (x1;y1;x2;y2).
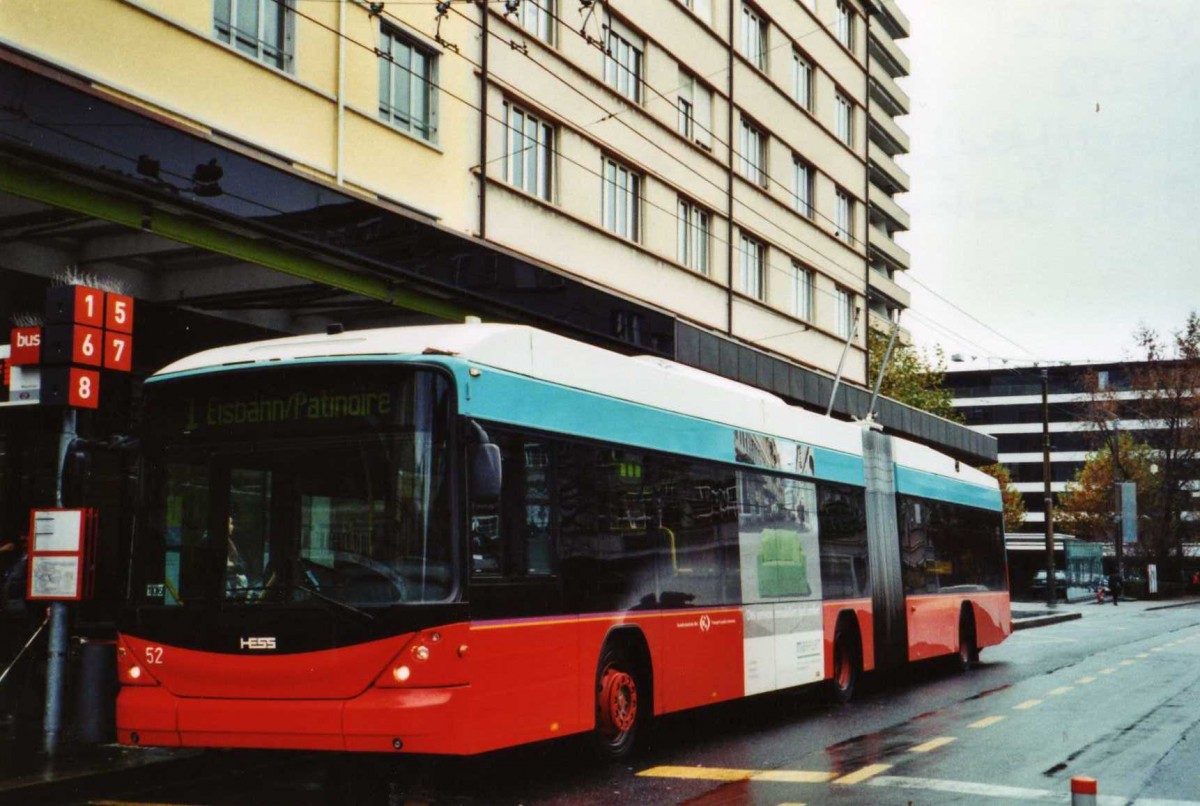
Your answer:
106;293;134;334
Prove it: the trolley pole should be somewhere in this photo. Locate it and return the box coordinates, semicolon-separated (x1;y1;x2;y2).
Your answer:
1042;370;1057;608
44;408;76;756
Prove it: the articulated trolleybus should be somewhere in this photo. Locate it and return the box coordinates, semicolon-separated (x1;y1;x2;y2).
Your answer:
118;324;1010;757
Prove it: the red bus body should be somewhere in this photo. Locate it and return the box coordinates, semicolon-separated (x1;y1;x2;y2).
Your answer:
118;594;1009;754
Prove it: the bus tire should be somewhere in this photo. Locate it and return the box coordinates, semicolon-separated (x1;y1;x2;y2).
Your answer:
956;606;979;672
593;640;647;759
830;618;860;704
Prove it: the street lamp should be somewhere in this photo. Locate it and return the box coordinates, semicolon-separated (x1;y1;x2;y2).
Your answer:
1041;369;1056;608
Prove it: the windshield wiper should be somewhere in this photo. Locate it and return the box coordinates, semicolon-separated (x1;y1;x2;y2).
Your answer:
235;578;376;623
293;578;376;623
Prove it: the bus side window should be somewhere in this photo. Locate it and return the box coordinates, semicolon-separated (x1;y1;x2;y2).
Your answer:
469;431;556;578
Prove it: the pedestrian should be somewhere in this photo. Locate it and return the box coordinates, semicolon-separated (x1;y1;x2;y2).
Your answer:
1108;570;1123;606
1191;570;1199;594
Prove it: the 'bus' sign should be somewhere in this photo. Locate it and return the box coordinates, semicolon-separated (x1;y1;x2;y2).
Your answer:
9;327;41;365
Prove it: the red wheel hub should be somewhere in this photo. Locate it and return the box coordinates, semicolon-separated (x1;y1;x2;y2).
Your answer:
599;666;638;735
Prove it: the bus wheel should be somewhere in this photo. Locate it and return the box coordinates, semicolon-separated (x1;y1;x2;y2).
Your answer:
594;643;643;759
830;622;860;704
956;609;979;672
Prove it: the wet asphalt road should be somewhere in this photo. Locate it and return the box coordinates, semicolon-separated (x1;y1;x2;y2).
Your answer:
48;600;1200;805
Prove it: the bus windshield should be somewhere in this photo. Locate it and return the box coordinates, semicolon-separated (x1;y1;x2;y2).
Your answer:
131;364;454;611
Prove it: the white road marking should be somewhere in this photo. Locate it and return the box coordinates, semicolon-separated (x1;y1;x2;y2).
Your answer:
868;775;1200;805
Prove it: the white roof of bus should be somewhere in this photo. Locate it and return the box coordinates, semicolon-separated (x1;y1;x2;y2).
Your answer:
154;323;996;489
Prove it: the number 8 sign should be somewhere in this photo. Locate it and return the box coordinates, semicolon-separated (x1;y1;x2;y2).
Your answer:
68;368;100;409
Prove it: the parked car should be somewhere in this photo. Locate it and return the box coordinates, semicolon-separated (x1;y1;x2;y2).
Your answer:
1031;569;1068;601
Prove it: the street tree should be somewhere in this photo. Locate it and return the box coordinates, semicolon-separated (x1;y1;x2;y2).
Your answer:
867;326;961;422
978;463;1026;534
1076;312;1200;573
1057;433;1160;544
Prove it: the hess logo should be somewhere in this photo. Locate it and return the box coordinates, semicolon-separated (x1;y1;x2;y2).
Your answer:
15;332;39;348
239;636;277;650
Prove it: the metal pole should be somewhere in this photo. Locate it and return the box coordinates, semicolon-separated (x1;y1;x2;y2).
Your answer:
1042;370;1057;607
826;308;861;417
1112;424;1123;576
866;314;901;421
44;408;76;756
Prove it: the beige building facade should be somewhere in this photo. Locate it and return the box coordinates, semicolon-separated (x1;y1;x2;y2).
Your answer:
2;0;911;386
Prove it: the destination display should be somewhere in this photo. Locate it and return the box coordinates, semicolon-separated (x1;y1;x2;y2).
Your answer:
149;365;435;441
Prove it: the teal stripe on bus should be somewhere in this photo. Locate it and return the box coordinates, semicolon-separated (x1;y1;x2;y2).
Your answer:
149;355;867;486
458;365;865;486
894;465;1002;511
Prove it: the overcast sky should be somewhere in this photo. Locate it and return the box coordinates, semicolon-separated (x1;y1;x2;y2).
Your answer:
898;0;1200;367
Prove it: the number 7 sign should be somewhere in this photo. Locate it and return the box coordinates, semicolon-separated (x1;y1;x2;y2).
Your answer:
104;332;133;372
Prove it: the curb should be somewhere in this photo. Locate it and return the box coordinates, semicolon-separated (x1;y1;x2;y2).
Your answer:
0;747;202;801
1013;612;1082;631
1146;599;1200;612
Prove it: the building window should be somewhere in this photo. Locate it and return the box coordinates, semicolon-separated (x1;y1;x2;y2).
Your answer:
604;18;643;102
502;102;554;201
835;186;853;242
835;286;855;338
681;0;712;24
677;70;713;147
739;116;766;187
739;233;765;300
791;262;813;321
792;155;813;218
515;0;554;44
214;0;293;70
602;157;640;240
378;27;437;142
678;199;710;275
793;51;813;110
836;1;854;49
742;4;767;70
835;92;853;146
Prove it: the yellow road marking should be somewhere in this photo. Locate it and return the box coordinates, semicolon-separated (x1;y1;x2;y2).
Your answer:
637;766;836;784
833;764;892;785
1048;686;1073;696
1014;699;1042;710
752;770;838;783
1076;676;1096;684
638;766;751;781
969;716;1005;729
911;736;956;753
1099;667;1116;674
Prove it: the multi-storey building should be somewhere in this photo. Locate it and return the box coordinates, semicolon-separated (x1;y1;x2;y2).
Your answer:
946;362;1172;529
1;0;916;381
0;1;992;628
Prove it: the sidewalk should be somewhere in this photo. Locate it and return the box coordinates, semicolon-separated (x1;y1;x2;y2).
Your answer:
1012;593;1200;630
4;596;1200;801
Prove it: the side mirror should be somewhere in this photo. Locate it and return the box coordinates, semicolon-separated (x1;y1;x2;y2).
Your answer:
470;443;502;503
